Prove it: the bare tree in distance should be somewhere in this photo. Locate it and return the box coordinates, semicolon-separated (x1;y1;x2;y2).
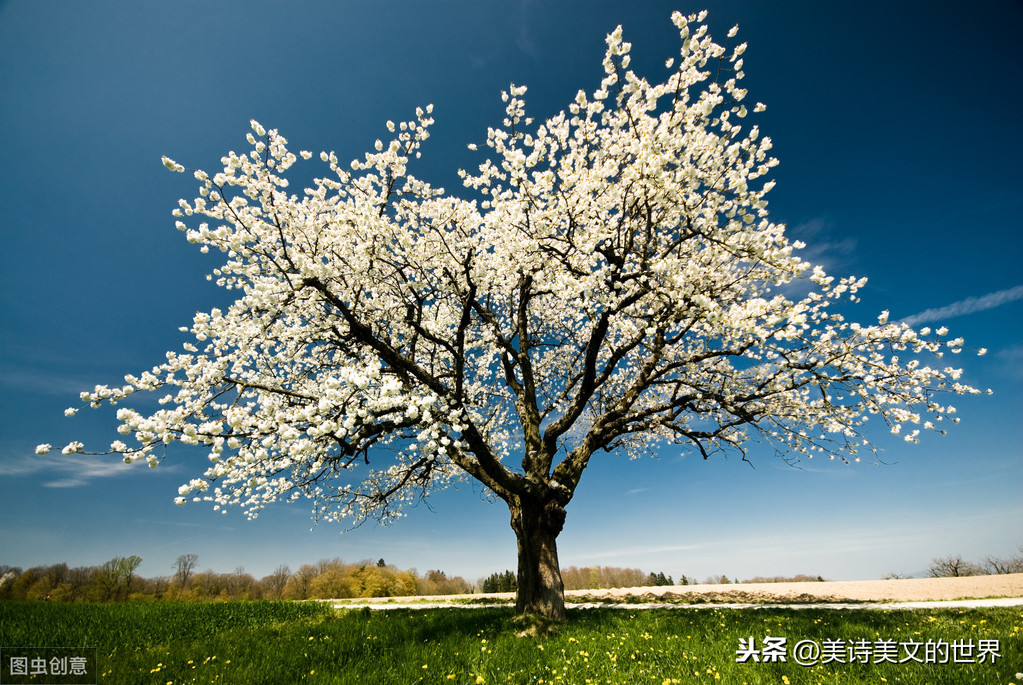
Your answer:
40;11;987;620
927;554;981;578
983;547;1023;575
173;554;199;589
261;564;292;599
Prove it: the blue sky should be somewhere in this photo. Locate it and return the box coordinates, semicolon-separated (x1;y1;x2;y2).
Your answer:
2;0;1020;584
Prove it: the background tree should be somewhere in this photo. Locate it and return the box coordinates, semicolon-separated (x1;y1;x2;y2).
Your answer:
927;554;981;578
4;568;41;601
91;557;131;602
225;566;258;600
481;570;517;593
393;569;419;596
704;574;733;585
118;555;143;600
172;554;199;594
0;566;22;600
43;11;985;620
308;562;358;599
560;566;663;591
282;563;320;600
983;548;1023;575
25;564;67;601
261;564;292;599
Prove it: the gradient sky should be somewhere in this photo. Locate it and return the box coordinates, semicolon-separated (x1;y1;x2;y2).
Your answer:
2;0;1021;585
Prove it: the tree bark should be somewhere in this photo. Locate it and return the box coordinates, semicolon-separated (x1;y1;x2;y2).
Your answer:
509;494;567;621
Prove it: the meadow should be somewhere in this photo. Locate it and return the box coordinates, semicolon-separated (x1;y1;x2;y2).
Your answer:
0;600;1019;684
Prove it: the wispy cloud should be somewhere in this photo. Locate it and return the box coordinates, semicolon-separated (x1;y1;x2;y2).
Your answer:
0;366;95;396
773;218;858;299
469;1;539;70
514;1;540;61
0;452;151;488
994;344;1023;380
787;218;858;271
901;285;1023;326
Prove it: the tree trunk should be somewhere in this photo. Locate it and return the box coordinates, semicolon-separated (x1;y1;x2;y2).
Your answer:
509;494;567;621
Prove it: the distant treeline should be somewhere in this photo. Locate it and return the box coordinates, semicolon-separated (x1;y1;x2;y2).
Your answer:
560;566;679;590
924;549;1023;578
0;556;682;602
739;574;827;584
0;556;474;603
19;551;959;602
477;567;681;593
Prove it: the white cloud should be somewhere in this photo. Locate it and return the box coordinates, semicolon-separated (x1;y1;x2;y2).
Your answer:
0;452;146;487
0;366;95;396
901;285;1023;326
788;218;858;263
773;218;859;299
515;1;540;61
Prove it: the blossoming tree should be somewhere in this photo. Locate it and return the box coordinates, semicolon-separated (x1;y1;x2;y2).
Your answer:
40;11;984;620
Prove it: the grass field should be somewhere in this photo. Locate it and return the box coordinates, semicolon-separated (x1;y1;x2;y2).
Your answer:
0;601;1019;684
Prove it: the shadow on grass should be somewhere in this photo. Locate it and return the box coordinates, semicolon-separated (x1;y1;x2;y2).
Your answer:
336;606;516;642
3;602;1017;684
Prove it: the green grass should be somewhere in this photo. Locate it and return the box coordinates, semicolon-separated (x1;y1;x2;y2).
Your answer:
0;601;1019;684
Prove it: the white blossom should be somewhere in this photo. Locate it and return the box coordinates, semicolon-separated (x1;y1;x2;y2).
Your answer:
48;11;983;540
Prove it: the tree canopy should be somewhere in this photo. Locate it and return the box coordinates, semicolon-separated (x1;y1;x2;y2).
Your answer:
39;10;985;619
